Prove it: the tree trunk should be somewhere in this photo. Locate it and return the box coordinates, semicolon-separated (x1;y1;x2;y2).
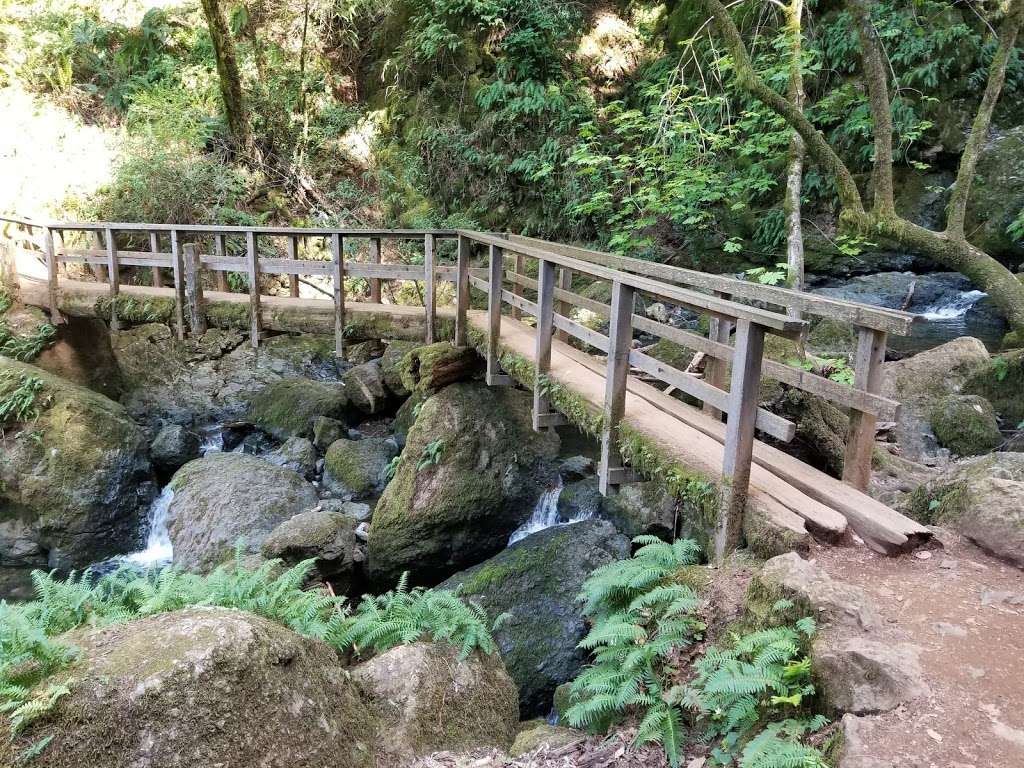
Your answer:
200;0;250;154
782;0;805;300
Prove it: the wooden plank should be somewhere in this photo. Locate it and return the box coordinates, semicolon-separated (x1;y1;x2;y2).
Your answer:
170;230;186;340
104;227;120;331
43;227;63;324
599;281;635;495
245;231;262;348
716;319;765;560
255;257;333;276
201;255;250;272
345;263;423;280
49;222;459;237
486;244;511;386
508;234;917;336
842;327;887;490
455;234;470;347
533;258;557;431
369;237;382;303
425;233;436;344
556;267;572;342
214;235;229;292
704;291;733;420
286;235;300;297
183;243;206;337
330;233;345;358
553;314;610;353
149;232;163;288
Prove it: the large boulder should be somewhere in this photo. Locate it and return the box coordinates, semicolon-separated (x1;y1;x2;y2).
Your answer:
907;453;1024;568
341;360;391;415
929;394;1002;457
150;423;201;474
323;437;399;500
353;641;518;763
261;507;358;590
379;340;420;398
440;519;630;717
0;358;153;597
368;383;559;586
398;342;481;394
814;637;930;715
0;608;377;768
247;378;352;440
965;126;1024;260
166;453;319;572
265;436;318;479
964;348;1024;425
883;337;991;462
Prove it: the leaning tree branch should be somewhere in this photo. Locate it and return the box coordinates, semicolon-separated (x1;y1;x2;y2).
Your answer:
845;0;896;215
946;0;1024;237
694;0;866;215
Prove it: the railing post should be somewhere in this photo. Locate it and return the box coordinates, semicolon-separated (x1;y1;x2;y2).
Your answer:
533;257;565;431
246;231;262;348
454;234;470;347
214;234;229;292
842;326;887;491
104;226;120;331
555;266;572;342
286;235;300;298
42;226;63;324
170;229;187;340
369;236;382;304
149;232;163;288
511;252;525;320
330;233;345;359
704;291;733;420
89;231;108;283
183;243;206;337
716;318;765;560
486;243;511;386
424;233;436;344
599;280;635;495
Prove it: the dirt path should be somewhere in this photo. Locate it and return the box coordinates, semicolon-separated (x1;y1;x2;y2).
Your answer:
816;534;1024;768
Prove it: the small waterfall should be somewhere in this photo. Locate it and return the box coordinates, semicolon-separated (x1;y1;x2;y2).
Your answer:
508;476;594;545
920;290;986;321
199;425;224;455
126;487;174;567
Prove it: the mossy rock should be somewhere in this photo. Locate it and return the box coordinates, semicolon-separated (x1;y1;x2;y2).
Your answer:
247;377;352;439
771;389;850;477
1003;329;1023;350
807;317;856;361
341;360;391;414
368;382;559;587
511;721;582;757
379;340;421;397
440;519;629;717
964;349;1024;425
929;394;1002;457
646;337;695;370
323;437;398;500
398;342;481;394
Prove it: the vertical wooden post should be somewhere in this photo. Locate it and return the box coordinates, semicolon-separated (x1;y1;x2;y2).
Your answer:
246;230;262;348
286;235;300;297
330;233;345;358
716;318;766;560
599;281;635;495
703;291;734;420
533;258;563;431
454;234;470;347
511;252;525;320
424;233;436;344
149;232;163;288
369;237;382;304
183;243;206;337
842;326;887;491
555;266;572;342
42;226;63;324
104;227;120;331
170;230;187;340
486;243;511;386
214;234;229;292
89;231;108;283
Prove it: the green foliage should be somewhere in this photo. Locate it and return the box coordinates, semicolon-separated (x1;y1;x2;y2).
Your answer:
416;437;446;470
0;371;47;424
744;264;789;287
786;356;855;387
0;323;57;362
383;454;402;482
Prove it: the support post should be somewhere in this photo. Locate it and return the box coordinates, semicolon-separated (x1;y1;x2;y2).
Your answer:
245;230;262;348
532;258;565;430
703;291;734;419
104;226;120;331
215;234;229;292
842;326;887;491
183;243;206;337
486;243;511;386
149;232;163;288
424;233;436;344
511;252;525;320
89;231;108;283
170;230;187;340
555;267;572;342
330;233;345;359
286;235;300;297
369;237;382;304
454;234;470;347
599;281;635;495
716;318;766;561
42;226;63;324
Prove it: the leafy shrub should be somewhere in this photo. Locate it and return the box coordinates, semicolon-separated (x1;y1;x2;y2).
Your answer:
0;371;47;424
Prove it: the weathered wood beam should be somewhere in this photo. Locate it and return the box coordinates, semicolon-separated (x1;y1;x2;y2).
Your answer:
599;281;636;495
842;327;887;490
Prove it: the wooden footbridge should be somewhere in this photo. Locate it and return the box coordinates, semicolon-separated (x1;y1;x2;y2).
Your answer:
0;215;931;559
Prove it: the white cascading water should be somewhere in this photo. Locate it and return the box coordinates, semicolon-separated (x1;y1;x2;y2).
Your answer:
126;486;174;567
508;476;593;545
920;290;986;321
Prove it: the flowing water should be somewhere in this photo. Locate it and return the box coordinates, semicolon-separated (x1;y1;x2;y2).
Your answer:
125;486;174;567
507;476;595;545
